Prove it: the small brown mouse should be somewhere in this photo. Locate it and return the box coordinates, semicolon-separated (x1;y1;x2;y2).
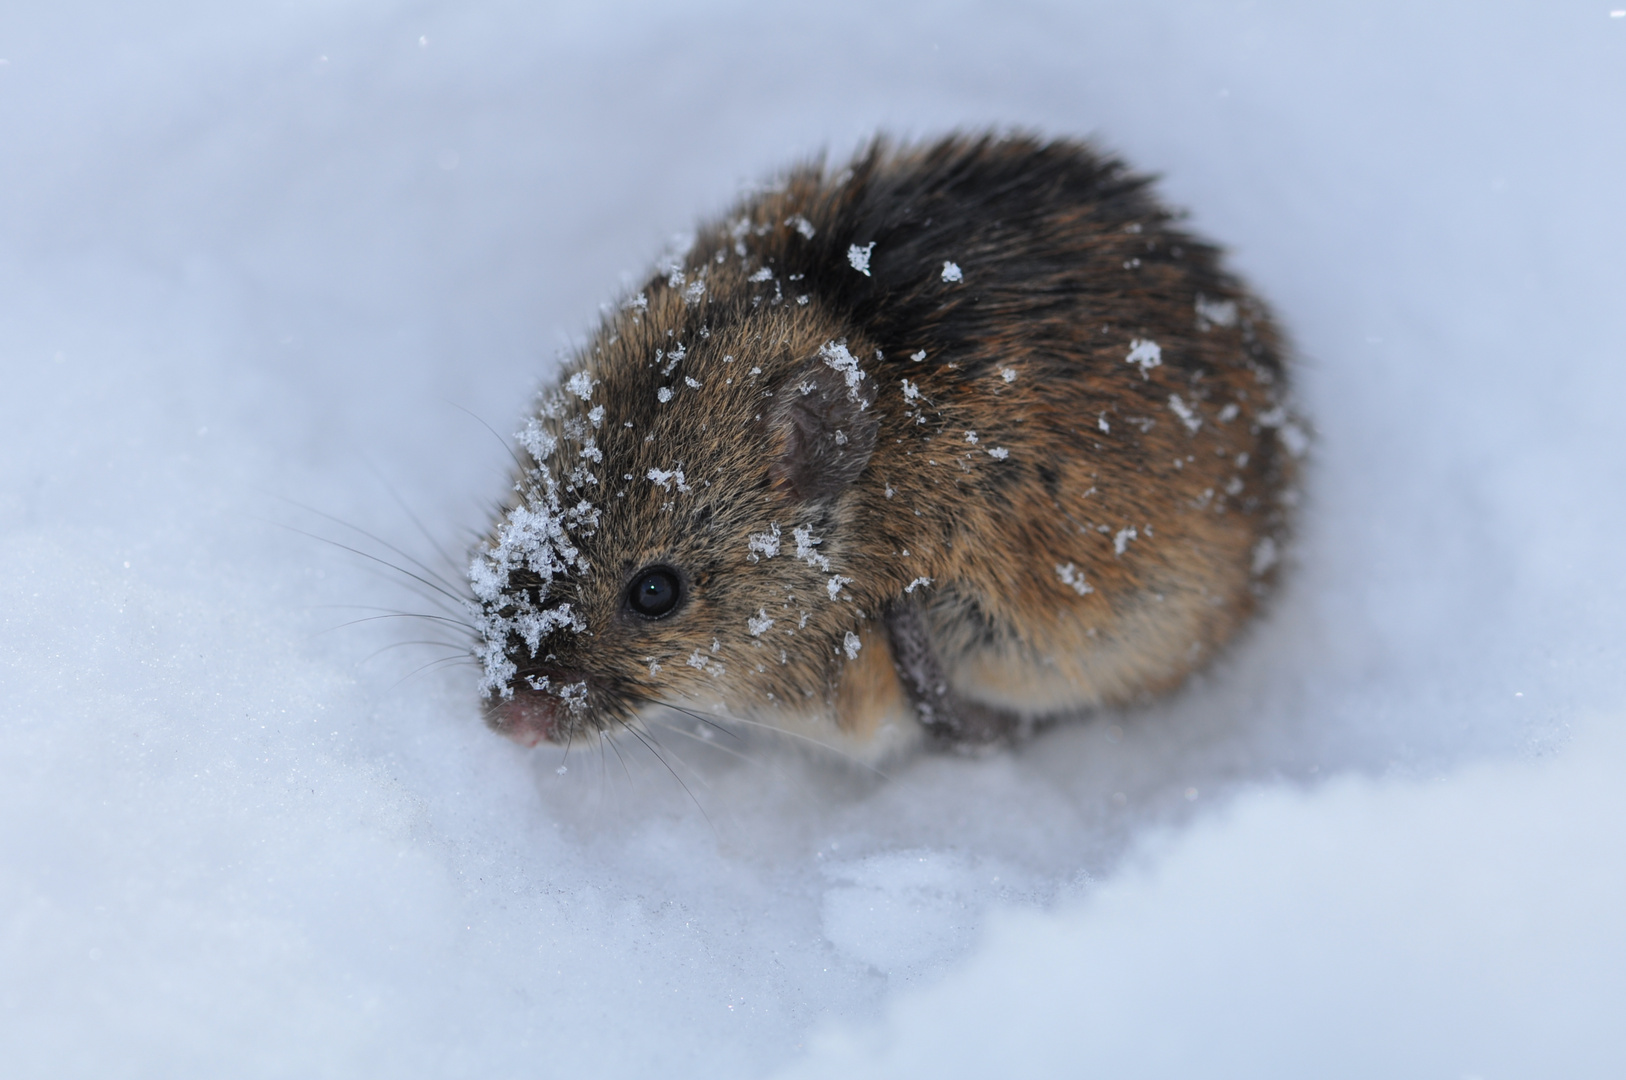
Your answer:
468;132;1302;760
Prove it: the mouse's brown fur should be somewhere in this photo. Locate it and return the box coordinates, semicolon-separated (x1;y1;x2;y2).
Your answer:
469;132;1302;759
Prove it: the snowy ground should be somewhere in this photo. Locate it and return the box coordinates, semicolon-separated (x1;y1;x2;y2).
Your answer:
3;2;1624;1076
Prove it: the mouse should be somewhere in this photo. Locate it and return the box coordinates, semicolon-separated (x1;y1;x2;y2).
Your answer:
467;132;1303;761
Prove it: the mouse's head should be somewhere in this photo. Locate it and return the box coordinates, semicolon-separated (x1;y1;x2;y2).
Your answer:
469;276;884;747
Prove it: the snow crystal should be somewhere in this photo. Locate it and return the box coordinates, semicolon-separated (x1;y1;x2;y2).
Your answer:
566;371;594;400
1251;536;1279;575
842;631;862;659
910;350;926;362
684;376;702;389
904;576;933;593
748;523;782;561
1125;338;1162;377
901;379;921;402
747;609;776;636
1055;563;1094;595
964;431;978;444
793;525;832;571
818;340;867;400
659;341;686;375
999;367;1017;383
588;405;605;429
1098;413;1110;433
1217;402;1240;423
847;242;875;276
517;418;557;461
557;681;589;712
656;386;673;403
1168;394;1202;433
470;505;575;602
748;266;775;283
467;472;598;698
987;447;1009;460
1113;526;1138;556
785;215;816;238
827;575;853;600
940;261;963;283
1195;294;1239;329
515;605;586;655
646;467;690;493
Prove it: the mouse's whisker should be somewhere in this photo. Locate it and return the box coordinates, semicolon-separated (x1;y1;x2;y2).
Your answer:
265;496;470;600
345;563;473;622
358;453;469;583
599;723;636;785
263;517;472;611
644;716;817;799
648;702;744;743
377;654;475;698
616;720;715;829
356;639;471;667
663;705;890;779
626;722;717;794
312;611;477;638
447;401;531;477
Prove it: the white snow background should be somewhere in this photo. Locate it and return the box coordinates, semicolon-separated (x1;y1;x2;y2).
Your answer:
3;1;1624;1076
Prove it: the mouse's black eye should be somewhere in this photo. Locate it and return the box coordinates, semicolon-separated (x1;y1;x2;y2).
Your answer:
627;566;683;619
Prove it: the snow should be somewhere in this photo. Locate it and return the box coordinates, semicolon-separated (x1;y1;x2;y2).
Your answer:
783;718;1626;1079
748;523;782;561
1195;293;1239;330
647;466;691;492
1167;393;1202;432
1125;337;1163;376
1055;564;1093;597
565;371;595;400
2;2;1624;1078
816;340;867;398
847;242;876;276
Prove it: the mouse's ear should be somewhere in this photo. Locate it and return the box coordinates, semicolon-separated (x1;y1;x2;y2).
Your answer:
766;347;879;503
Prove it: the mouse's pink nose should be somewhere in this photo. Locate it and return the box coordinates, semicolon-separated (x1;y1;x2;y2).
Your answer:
486;691;562;747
